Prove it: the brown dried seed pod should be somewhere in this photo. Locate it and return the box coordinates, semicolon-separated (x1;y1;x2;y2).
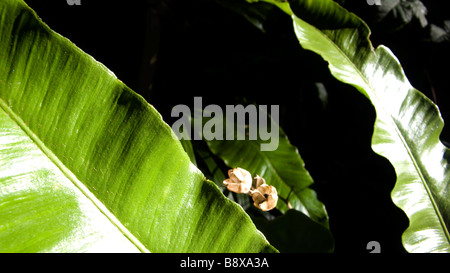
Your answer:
223;167;252;194
253;175;266;188
251;184;278;211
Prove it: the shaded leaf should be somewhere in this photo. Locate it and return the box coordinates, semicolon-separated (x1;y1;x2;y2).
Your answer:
430;20;450;43
199;105;329;227
252;209;334;253
215;0;276;32
376;0;428;28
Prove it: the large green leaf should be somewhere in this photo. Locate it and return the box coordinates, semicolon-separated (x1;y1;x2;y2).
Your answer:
0;0;276;253
252;0;450;252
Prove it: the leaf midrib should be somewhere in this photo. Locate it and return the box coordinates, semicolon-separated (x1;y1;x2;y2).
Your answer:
0;96;150;252
392;116;450;243
292;13;450;244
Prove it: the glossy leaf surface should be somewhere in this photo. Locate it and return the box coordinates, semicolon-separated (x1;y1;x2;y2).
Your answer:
0;0;276;253
254;0;450;252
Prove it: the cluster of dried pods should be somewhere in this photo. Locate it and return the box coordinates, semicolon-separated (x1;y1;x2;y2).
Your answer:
223;167;278;211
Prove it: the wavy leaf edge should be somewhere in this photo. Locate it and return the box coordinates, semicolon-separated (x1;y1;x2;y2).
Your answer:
249;0;450;252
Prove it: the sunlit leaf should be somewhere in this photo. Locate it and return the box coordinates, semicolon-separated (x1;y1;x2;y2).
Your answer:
253;0;450;252
0;0;276;253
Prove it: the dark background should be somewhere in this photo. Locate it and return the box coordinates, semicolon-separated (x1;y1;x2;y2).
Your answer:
24;0;450;253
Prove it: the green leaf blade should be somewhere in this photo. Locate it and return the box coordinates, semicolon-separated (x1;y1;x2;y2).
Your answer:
279;0;450;252
251;0;449;252
0;106;144;253
0;0;276;253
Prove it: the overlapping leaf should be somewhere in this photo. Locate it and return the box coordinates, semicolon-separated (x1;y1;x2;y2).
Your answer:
199;107;329;227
